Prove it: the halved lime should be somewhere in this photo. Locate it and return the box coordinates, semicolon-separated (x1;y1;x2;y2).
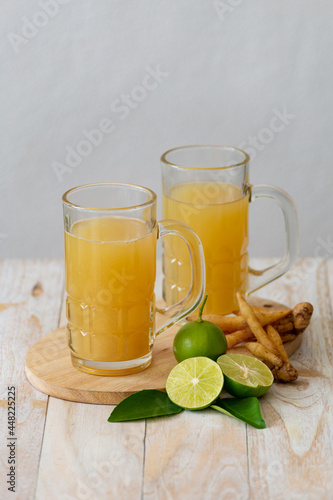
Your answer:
217;353;273;398
166;357;224;410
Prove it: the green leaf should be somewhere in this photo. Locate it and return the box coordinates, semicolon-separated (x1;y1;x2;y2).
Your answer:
108;390;183;422
211;397;266;429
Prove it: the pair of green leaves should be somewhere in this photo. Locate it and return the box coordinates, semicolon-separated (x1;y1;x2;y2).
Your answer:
108;390;266;429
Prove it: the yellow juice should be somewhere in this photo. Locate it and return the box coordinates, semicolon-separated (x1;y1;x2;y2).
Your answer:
65;216;156;365
162;182;249;315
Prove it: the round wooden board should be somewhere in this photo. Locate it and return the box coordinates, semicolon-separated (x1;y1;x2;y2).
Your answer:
25;297;302;404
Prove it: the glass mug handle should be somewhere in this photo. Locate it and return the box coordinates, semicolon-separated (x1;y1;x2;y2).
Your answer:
154;220;205;336
247;184;299;294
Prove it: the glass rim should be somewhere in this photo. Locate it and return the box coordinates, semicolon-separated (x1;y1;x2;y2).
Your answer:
160;145;250;170
62;182;157;212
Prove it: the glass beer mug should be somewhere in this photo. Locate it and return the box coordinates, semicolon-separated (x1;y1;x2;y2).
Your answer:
161;145;299;315
63;182;205;375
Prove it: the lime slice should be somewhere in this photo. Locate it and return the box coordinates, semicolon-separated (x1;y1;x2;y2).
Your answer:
166;357;224;410
217;353;273;398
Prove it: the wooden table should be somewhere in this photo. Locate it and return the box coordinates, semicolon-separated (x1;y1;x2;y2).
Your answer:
0;258;332;500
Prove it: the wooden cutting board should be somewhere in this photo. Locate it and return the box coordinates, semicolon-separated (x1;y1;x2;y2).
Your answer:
25;297;302;404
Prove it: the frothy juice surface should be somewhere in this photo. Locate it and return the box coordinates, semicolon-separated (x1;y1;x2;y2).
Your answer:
65;217;156;364
162;182;249;314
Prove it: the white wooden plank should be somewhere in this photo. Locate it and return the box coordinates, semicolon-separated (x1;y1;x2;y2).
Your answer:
143;408;249;500
35;399;145;500
248;258;333;499
46;261;248;500
327;259;333;314
139;260;249;499
0;259;64;499
36;272;145;499
32;258;333;499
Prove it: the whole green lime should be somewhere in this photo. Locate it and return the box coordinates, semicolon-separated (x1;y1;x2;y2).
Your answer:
173;296;227;362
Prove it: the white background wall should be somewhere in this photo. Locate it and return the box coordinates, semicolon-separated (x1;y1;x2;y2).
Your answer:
1;0;333;259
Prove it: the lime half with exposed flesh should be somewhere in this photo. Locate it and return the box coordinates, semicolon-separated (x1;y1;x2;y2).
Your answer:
166;357;224;410
217;353;273;398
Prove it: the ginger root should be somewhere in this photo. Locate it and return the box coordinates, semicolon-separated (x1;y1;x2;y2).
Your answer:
188;297;312;384
266;325;290;364
237;295;301;383
272;364;298;382
227;328;253;349
236;293;279;355
187;309;291;333
281;333;297;343
232;302;313;336
246;342;283;367
271;302;313;335
292;302;314;332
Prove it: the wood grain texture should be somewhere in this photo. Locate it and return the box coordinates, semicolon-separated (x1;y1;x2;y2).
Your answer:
143;408;249;500
35;398;145;500
25;298;301;404
328;259;333;315
0;260;64;500
36;266;147;500
3;258;331;500
247;258;333;499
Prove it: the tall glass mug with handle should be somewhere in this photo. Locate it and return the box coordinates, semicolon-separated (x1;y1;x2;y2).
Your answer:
161;145;299;315
63;183;205;376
